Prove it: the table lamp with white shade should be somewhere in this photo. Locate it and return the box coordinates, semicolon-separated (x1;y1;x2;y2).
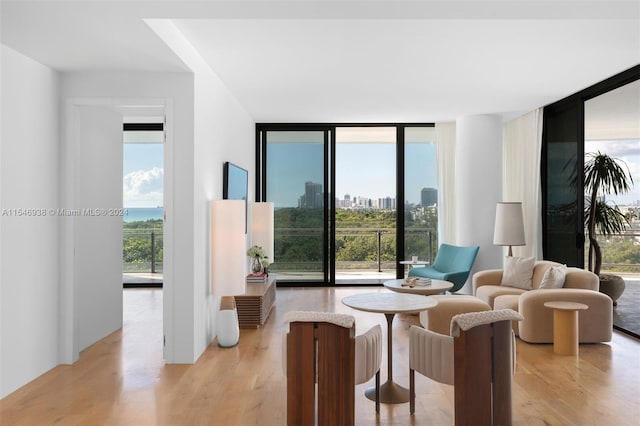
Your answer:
210;199;246;347
493;202;525;256
251;202;274;269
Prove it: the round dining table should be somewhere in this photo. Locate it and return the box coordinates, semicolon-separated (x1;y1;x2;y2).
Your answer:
342;292;438;404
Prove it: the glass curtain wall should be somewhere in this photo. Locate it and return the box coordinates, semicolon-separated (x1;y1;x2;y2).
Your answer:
263;130;328;283
257;124;437;285
334;127;397;284
404;127;438;269
584;80;640;275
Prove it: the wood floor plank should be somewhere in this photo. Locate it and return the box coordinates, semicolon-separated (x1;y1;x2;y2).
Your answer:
1;287;639;425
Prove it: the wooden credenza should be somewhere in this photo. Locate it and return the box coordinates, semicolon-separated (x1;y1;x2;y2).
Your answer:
235;277;276;328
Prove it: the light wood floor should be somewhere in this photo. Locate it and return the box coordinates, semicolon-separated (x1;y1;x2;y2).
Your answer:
2;287;639;425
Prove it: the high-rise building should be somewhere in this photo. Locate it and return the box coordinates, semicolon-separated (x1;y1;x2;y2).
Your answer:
378;197;396;210
421;187;437;207
298;181;323;208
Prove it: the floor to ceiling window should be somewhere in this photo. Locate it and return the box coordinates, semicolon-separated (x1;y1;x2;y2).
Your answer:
542;65;639;267
122;123;164;287
542;64;639;338
256;123;437;285
261;129;329;283
584;79;640;275
404;126;438;267
584;79;639;338
334;127;397;284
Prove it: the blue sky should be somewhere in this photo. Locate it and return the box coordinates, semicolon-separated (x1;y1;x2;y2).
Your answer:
335;143;437;204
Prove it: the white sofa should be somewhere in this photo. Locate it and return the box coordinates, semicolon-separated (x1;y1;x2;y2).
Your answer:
472;260;613;343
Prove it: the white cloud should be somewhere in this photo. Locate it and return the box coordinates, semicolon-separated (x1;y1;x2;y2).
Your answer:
123;167;164;207
585;140;640;205
586;140;640;158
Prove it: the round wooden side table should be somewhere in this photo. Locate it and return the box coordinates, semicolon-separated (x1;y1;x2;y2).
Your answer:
544;301;589;355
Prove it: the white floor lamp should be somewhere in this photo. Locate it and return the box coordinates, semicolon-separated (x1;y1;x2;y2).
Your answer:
210;199;246;348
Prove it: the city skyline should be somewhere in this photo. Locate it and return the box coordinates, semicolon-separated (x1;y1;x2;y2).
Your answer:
267;140;438;208
297;180;437;210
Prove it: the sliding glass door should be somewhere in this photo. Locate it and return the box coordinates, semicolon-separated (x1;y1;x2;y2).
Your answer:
257;124;437;285
334;127;397;284
542;65;639;267
261;129;330;283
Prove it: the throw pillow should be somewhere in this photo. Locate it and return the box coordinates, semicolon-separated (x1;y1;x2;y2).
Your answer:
501;256;536;290
539;264;567;289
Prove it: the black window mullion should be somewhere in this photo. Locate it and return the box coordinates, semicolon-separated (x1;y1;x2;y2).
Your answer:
323;129;330;284
396;126;406;279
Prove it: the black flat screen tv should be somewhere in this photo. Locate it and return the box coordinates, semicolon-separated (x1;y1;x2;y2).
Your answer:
223;161;248;232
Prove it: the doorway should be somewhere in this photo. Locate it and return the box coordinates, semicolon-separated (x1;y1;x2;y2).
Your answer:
61;99;175;365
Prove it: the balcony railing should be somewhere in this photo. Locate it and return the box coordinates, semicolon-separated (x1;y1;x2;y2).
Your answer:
587;231;640;274
268;227;437;275
123;228;163;273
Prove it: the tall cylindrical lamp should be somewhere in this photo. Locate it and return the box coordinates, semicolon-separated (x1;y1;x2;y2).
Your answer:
493;202;526;256
251;202;274;263
211;199;246;347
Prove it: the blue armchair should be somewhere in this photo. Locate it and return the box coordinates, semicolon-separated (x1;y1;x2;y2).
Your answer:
408;244;480;292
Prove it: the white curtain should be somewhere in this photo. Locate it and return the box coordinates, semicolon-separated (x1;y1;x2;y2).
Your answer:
502;109;544;259
435;122;456;245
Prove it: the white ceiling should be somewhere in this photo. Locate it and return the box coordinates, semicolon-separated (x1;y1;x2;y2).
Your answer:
1;1;639;122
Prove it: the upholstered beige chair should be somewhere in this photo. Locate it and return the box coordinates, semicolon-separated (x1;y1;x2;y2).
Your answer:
355;324;382;413
409;309;522;425
283;311;382;424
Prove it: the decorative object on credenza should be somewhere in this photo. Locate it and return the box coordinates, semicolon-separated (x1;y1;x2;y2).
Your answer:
246;272;268;283
247;245;270;274
493;202;526;257
211;199;246;348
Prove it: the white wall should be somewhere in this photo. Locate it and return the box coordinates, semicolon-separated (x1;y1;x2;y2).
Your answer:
145;20;256;358
192;68;254;357
454;114;503;292
0;45;60;398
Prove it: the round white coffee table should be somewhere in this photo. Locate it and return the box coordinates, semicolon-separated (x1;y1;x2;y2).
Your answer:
342;292;438;404
383;278;453;296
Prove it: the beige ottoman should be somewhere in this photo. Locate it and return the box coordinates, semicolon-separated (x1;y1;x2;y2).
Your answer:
420;295;491;335
494;294;521;335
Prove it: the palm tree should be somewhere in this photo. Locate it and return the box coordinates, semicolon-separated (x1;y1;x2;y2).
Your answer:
584;151;633;276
